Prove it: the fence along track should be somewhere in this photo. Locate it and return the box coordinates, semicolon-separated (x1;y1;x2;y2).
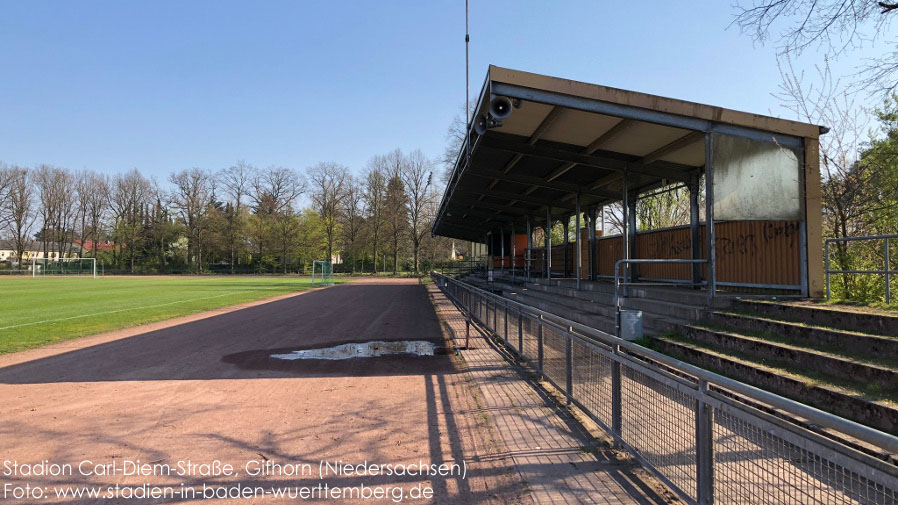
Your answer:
433;273;898;505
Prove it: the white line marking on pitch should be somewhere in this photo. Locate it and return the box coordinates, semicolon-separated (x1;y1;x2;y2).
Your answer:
0;291;247;331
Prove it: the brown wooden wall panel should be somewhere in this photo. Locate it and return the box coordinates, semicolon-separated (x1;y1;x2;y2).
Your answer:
636;226;693;280
590;221;801;287
714;221;801;286
597;238;622;277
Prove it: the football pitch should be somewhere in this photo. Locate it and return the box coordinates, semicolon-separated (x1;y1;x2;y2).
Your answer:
0;275;345;354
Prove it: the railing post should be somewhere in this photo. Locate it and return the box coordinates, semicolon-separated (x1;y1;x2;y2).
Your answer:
825;241;831;300
493;300;497;335
504;304;509;346
517;310;523;357
565;327;573;405
611;344;622;439
537;315;544;378
696;379;714;505
886;237;891;305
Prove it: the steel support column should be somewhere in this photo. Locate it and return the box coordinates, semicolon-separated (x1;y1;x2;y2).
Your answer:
563;217;570;277
500;228;505;273
627;192;637;283
588;206;597;281
545;207;551;281
622;176;630;284
526;217;532;281
705;133;716;305
689;175;701;287
511;223;516;280
576;194;581;290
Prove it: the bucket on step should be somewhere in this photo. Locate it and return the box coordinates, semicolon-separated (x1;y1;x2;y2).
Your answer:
620;310;644;341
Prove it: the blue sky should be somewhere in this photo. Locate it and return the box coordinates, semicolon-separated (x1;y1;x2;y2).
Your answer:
0;1;889;181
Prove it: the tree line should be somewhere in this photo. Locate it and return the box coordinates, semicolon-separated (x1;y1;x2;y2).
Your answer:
0;149;454;275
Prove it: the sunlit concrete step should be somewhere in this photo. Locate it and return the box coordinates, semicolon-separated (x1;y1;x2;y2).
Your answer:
738;300;898;337
682;325;898;386
652;336;898;435
706;311;898;359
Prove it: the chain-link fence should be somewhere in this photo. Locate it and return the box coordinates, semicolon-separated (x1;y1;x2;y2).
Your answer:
433;272;898;505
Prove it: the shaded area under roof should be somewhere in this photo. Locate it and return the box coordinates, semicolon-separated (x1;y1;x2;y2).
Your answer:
433;66;822;242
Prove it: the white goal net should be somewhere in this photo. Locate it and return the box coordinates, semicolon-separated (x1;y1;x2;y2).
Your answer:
32;257;97;278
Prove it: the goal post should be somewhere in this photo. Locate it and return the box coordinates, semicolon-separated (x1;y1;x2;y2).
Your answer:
32;257;97;278
311;260;333;286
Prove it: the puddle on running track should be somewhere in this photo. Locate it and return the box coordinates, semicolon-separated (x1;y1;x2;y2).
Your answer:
270;340;438;360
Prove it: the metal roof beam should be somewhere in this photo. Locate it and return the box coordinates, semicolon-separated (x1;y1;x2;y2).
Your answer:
466;168;618;199
486;106;565;192
480;135;694;183
545;119;636;182
461;188;576;210
451;197;533;215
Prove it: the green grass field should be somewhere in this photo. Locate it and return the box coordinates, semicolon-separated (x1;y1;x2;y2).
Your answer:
0;276;346;354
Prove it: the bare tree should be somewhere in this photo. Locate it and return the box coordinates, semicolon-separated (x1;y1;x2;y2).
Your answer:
775;56;887;297
219;161;253;273
112;169;152;272
402;150;433;273
5;166;34;267
363;157;388;273
733;0;898;92
308;162;348;266
169;168;213;273
0;163;13;230
34;165;77;260
250;166;305;272
384;150;409;274
83;171;109;259
341;174;364;273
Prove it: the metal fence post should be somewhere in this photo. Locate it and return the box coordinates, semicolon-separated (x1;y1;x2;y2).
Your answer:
504;304;509;346
886;237;891;305
537;315;544;378
565;328;573;405
493;300;497;335
517;310;523;357
611;344;622;439
696;379;714;505
825;241;831;300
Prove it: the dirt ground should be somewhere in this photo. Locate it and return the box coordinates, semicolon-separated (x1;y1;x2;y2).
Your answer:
0;278;527;504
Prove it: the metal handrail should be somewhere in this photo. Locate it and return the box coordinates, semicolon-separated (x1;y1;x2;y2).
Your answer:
435;272;898;504
613;259;708;338
825;234;897;303
435;271;898;456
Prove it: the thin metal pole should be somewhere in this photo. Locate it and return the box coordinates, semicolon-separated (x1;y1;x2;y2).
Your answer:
563;217;570;277
886;238;891;305
464;0;470;161
627;194;637;283
825;241;831;300
576;194;581;290
500;227;505;272
689;175;701;287
504;304;508;346
622;176;629;284
696;379;714;505
537;316;544;378
546;207;551;282
588;206;596;280
611;344;622;439
526;217;532;282
511;223;516;280
565;327;573;405
704;133;716;307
